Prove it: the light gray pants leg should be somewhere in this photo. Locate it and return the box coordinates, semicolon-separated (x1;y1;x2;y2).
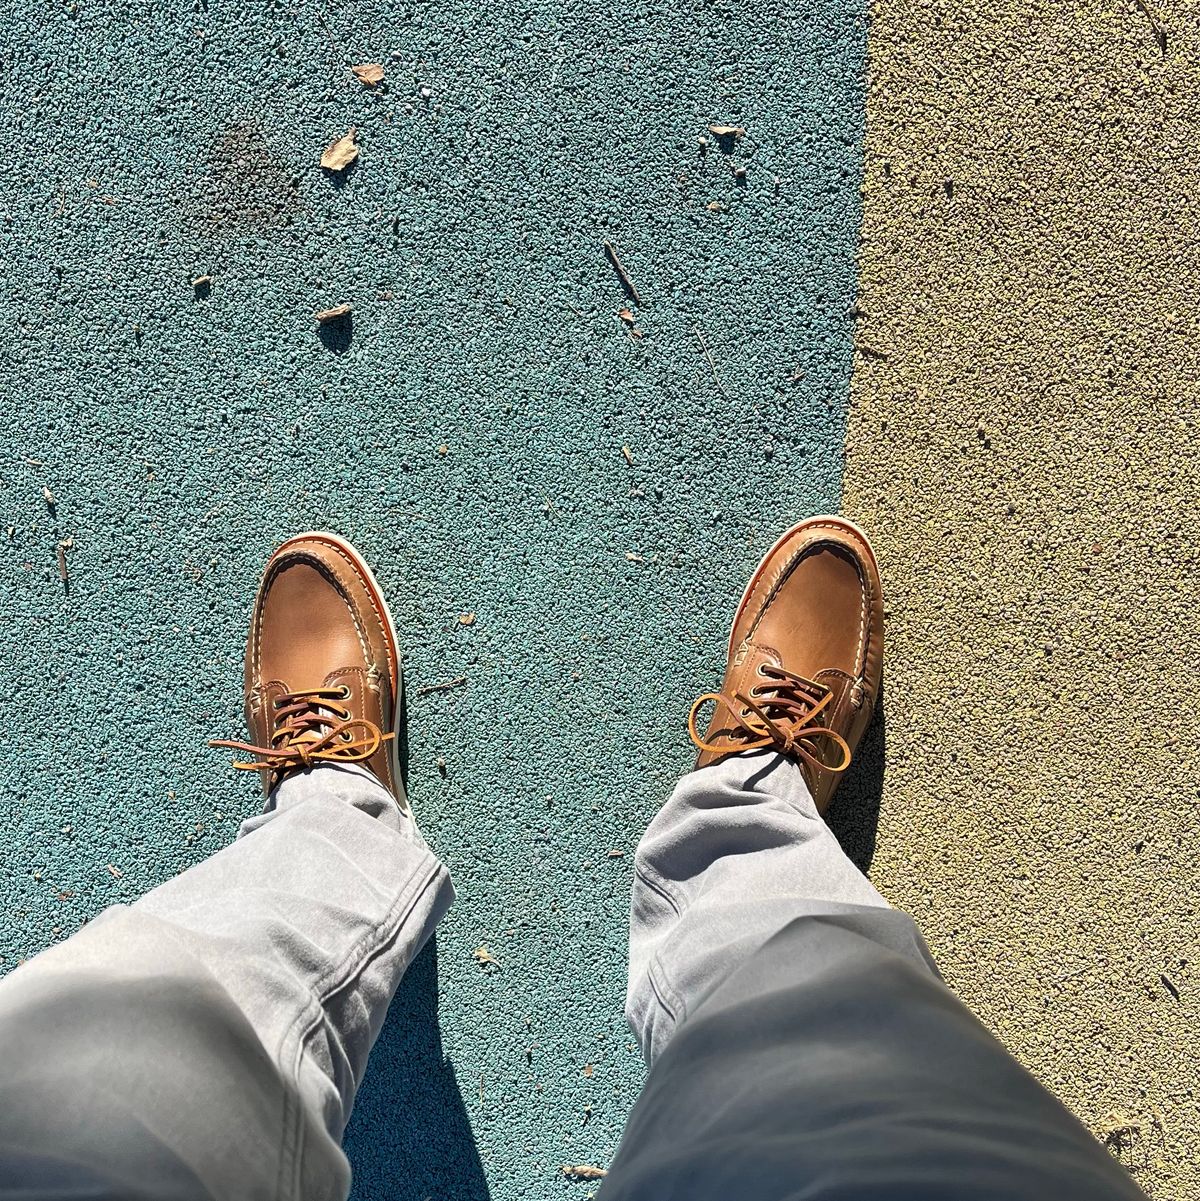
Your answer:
0;765;453;1201
607;750;1147;1201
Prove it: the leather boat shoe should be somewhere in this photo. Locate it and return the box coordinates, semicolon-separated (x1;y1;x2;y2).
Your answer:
210;532;405;807
689;515;883;813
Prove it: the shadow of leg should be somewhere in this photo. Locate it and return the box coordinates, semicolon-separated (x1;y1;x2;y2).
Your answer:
343;938;490;1201
824;683;886;875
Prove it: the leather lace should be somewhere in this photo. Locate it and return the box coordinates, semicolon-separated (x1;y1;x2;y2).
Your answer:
688;664;852;773
209;686;392;777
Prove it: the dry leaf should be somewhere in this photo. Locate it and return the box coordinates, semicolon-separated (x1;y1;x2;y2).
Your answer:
321;128;359;171
562;1165;607;1180
473;945;500;969
582;1064;594;1077
106;864;123;878
315;304;353;324
620;445;634;465
625;551;644;563
459;612;477;626
708;123;745;139
351;63;385;87
706;200;725;212
617;308;635;325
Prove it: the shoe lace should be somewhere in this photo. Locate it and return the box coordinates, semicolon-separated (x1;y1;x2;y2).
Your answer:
209;686;393;776
688;664;852;774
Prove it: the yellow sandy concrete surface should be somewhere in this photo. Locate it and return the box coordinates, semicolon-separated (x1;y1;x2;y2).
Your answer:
845;1;1199;1196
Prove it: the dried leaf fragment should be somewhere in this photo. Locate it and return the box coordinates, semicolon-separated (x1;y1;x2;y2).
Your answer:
624;551;644;563
620;445;634;466
315;304;352;324
473;945;500;969
582;1063;594;1077
561;1165;607;1180
459;612;477;626
708;123;746;139
321;128;359;172
42;486;56;507
351;63;385;87
192;274;212;289
618;308;635;325
106;864;123;878
607;849;625;858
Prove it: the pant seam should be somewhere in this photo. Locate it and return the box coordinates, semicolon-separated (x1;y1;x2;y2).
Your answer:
275;849;446;1201
647;952;685;1034
633;859;686;916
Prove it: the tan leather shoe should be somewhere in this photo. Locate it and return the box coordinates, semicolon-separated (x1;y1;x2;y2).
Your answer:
210;532;405;807
689;516;883;813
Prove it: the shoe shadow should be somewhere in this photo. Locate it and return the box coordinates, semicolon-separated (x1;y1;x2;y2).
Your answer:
825;683;886;875
343;937;491;1201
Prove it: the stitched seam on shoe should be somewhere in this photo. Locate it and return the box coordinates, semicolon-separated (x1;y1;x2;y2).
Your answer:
275;854;445;1200
253;549;387;688
747;527;872;678
314;547;396;684
291;551;374;668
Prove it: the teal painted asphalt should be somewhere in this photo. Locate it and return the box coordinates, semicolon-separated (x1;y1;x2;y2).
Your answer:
0;1;866;1196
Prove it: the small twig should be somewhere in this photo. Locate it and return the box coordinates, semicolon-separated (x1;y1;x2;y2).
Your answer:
1052;965;1089;983
315;9;340;57
56;541;69;583
694;326;728;398
415;676;467;697
603;240;642;307
1133;0;1167;54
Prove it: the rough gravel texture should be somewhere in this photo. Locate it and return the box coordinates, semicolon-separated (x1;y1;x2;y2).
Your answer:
0;2;866;1198
844;2;1199;1197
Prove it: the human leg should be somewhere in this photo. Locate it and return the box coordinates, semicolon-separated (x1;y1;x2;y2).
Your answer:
607;517;1144;1201
0;534;451;1201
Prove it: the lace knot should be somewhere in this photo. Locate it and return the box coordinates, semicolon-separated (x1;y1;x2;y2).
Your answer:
209;686;393;780
688;664;852;774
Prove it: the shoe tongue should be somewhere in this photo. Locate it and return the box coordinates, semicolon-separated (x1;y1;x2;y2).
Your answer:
280;683;346;744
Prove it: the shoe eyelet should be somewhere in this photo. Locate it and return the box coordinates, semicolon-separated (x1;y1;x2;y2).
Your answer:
336;685;351;699
339;730;354;742
756;663;770;677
